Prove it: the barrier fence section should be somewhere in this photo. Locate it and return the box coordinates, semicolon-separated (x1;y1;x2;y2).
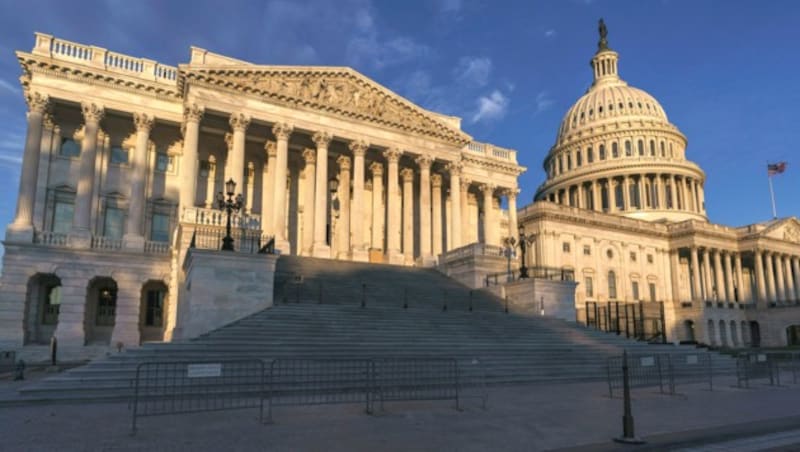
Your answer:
669;353;713;392
131;360;266;434
736;352;779;388
769;352;800;384
372;357;460;411
607;353;673;398
267;358;372;422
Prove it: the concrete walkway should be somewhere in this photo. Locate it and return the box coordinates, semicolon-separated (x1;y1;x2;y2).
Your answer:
2;375;800;451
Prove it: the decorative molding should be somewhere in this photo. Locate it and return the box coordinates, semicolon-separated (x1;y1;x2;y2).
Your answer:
312;131;332;147
272;122;293;141
133;112;154;133
337;155;352;171
383;147;402;163
369;161;384;177
348;139;369;156
26;91;50;115
81;102;104;123
184;103;204;123
445;161;463;177
415;154;433;170
229;113;251;132
400;167;414;182
265;140;277;157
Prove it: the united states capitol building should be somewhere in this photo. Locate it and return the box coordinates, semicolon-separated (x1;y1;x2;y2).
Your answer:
1;28;799;353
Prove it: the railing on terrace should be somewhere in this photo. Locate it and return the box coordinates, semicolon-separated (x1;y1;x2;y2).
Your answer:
463;141;517;163
33;230;69;247
91;235;123;250
440;243;505;264
181;206;262;230
32;33;178;85
144;240;170;254
191;227;273;254
485;266;575;286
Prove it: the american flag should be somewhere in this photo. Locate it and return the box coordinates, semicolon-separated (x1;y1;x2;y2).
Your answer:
767;162;787;176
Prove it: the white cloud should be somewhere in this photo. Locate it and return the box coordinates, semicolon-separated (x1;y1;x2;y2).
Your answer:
345;8;431;70
454;56;492;87
471;90;509;124
0;78;20;95
535;91;554;113
544;29;557;39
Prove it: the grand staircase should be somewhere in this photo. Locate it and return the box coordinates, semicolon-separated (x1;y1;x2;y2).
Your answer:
12;255;735;403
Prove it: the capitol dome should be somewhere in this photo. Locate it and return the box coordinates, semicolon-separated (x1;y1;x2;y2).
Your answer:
535;21;707;223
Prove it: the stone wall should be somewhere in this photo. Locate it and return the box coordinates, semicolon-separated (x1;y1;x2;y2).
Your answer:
487;278;578;321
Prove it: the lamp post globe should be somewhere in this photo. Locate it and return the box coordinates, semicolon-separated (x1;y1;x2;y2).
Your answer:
217;178;244;251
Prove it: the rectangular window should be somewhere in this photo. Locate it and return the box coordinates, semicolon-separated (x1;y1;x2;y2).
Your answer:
151;213;170;243
155;153;173;172
562;242;571;253
632;281;640;301
625;141;632;156
145;290;164;327
103;207;124;240
649;283;657;302
52;201;74;234
583;245;591;256
59;138;80;157
585;277;594;298
110;146;129;165
576;151;582;166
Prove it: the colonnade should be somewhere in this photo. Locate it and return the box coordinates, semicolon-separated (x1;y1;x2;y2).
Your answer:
678;247;800;305
545;173;704;214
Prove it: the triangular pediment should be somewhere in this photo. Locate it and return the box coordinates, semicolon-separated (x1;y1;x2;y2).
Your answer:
760;217;800;244
181;59;471;146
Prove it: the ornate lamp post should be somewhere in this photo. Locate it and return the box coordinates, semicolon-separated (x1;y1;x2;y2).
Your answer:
216;178;243;251
518;224;534;279
503;236;517;282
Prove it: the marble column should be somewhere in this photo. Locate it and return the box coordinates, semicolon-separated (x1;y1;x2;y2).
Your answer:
9;92;49;240
416;155;433;265
669;176;677;210
591;181;601;212
123;112;153;249
262;141;276;235
204;156;217;208
480;184;496;245
460;178;471;244
400;167;414;263
670;250;681;302
180;104;203;210
575;184;583;209
608;180;617;213
734;253;745;303
431;174;443;258
793;257;800;302
784;255;796;302
245;162;255;214
754;250;768;306
765;251;777;303
683;178;693;212
301;148;316;255
724;252;735;302
384;148;403;264
369;162;384;251
775;254;786;303
311;131;332;258
228;113;250;188
337;155;352;259
506;188;519;243
713;250;725;301
271;123;293;254
71;103;105;242
702;248;713;300
349;140;369;262
622;175;630;211
447;162;462;248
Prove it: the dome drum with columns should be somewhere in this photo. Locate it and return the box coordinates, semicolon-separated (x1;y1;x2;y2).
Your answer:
535;26;706;223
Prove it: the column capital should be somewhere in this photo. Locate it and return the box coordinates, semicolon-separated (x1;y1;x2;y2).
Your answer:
207;154;217;167
265;140;277;157
25;91;50;114
224;132;233;151
229;113;251;132
460;178;472;193
383;147;403;163
479;183;496;195
133;112;154;133
369;161;384;177
302;148;316;164
337;154;352;171
183;103;204;123
312;130;332;147
400;167;414;182
415;154;433;169
445;161;463;176
247;161;255;177
272;122;294;140
81;102;104;123
431;173;443;187
348;139;369;156
42;113;56;130
502;187;521;199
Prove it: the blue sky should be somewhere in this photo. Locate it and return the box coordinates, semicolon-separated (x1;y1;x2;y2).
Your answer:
0;0;798;237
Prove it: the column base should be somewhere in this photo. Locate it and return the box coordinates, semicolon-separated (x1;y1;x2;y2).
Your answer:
311;242;331;259
4;223;35;243
68;228;92;249
386;250;405;266
122;234;146;251
273;237;292;255
350;248;369;263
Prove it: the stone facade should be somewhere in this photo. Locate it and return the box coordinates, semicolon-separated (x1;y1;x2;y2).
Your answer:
0;33;523;351
519;32;800;347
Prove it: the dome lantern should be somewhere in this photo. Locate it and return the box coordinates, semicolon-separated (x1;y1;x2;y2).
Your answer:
590;19;620;86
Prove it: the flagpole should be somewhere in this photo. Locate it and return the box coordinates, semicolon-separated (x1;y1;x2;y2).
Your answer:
768;174;777;219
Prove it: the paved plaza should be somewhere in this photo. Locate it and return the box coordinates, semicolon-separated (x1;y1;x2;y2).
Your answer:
3;373;800;451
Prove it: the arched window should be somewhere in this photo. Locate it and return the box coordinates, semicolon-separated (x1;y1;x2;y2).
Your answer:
608;271;617;299
624;141;632;157
587;146;594;163
637;140;644;156
576;150;582;166
611;143;618;158
649;140;656;156
660;141;665;157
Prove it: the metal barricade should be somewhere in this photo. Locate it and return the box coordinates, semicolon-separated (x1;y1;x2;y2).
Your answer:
607;353;674;398
770;352;800;384
268;358;372;422
669;353;713;392
371;357;460;411
736;352;778;388
131;359;266;434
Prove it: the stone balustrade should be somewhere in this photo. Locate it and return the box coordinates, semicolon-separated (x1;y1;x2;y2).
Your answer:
181;206;262;230
144;240;171;254
464;141;517;163
33;230;68;247
90;235;123;250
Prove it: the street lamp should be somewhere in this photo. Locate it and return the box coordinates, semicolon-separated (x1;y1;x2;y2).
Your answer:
216;178;243;251
503;236;517;282
518;224;533;279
